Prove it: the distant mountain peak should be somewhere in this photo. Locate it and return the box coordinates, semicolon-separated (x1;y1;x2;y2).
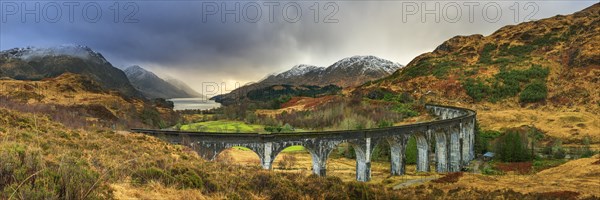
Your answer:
124;65;203;99
277;64;323;78
0;44;142;98
212;55;404;105
329;55;402;74
126;65;144;71
2;44;109;64
124;65;154;80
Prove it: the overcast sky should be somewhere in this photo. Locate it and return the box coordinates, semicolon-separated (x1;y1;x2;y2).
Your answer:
0;1;596;95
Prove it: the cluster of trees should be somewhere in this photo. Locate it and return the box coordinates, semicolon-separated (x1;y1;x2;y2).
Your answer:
462;65;549;103
519;81;548;103
270;95;415;131
476;124;597;163
264;124;294;133
495;131;532;162
247;84;341;102
542;137;596;159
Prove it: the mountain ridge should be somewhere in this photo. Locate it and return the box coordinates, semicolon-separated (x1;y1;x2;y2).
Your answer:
124;65;203;99
212;55;403;104
355;3;600;142
0;45;143;98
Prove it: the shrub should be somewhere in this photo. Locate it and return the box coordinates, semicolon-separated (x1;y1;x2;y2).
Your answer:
479;43;497;64
392;103;419;118
462;65;549;102
405;137;418;164
140;106;163;127
581;136;596;158
505;45;535;57
56;157;101;199
383;92;413;103
532;159;567;172
132;167;174;185
552;148;566;159
531;33;561;47
400;59;432;79
277;154;298;169
372;141;391;161
172;171;204;189
519;81;548;103
549;140;567;159
462;78;489;102
432;172;464;183
495;131;531;162
482;165;502;175
475;128;502;154
432;60;459;78
0;144;102;200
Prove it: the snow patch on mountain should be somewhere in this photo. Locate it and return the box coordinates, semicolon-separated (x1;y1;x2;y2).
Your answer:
277;64;324;78
271;56;401;80
1;44;109;64
124;65;153;80
328;55;402;74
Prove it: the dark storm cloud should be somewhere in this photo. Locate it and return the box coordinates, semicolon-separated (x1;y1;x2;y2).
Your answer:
1;1;597;93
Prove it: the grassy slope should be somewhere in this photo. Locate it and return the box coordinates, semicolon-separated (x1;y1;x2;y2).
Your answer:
0;73;177;129
392;155;600;199
0;107;401;199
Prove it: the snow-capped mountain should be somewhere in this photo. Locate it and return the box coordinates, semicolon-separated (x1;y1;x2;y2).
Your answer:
275;64;324;79
0;45;142;98
124;65;203;99
3;44;109;64
259;56;402;86
328;55;401;74
212;55;403;104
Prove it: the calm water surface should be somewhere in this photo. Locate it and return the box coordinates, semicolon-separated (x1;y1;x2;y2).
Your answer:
168;98;221;111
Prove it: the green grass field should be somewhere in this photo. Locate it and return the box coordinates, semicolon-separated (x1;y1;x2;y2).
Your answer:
179;120;310;134
233;146;305;152
180;120;266;133
282;146;306;152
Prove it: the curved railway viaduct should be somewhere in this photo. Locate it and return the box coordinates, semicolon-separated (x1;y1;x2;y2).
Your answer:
132;104;476;182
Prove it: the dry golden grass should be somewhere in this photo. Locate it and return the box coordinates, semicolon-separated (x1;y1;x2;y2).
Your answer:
475;105;600;143
428;155;600;198
220;148;441;187
0;73;148;123
111;181;207;200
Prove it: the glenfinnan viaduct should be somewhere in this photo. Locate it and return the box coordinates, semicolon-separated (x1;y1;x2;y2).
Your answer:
133;104;476;182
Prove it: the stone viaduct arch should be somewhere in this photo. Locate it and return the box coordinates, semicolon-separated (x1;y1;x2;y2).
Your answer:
132;104;476;182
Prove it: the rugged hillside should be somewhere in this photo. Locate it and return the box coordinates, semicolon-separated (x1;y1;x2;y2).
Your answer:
0;73;177;129
357;3;600;142
213;55;402;105
124;65;202;99
0;45;143;98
